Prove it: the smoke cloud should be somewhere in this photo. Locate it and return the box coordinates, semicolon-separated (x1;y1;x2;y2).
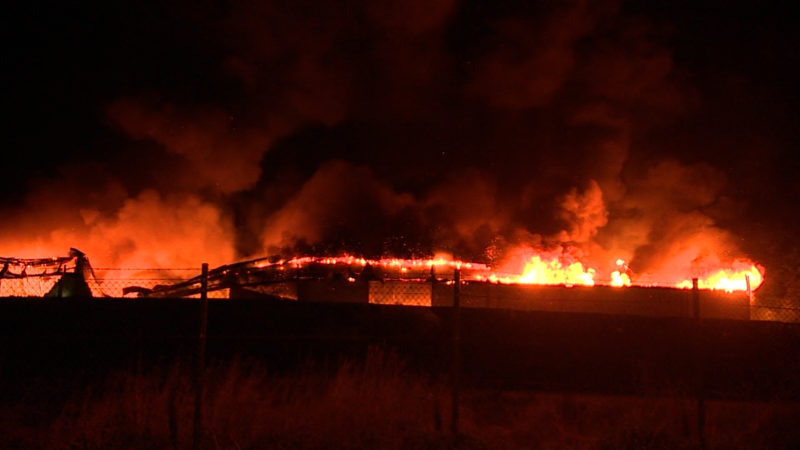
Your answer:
0;0;777;289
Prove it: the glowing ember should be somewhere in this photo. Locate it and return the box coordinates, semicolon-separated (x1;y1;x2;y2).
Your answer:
270;252;762;292
274;255;487;271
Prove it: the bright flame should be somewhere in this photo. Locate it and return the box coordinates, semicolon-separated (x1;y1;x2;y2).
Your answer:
283;255;484;271
676;259;764;292
276;251;762;292
462;247;598;287
3;247;764;295
610;259;631;287
516;256;595;286
611;271;631;287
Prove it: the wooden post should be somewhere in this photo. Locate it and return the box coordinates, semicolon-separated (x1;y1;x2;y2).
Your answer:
692;278;706;450
192;263;209;450
451;267;461;437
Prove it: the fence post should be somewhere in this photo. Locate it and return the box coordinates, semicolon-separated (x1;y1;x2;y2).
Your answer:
451;267;461;437
745;274;752;320
192;263;209;450
745;274;751;299
692;278;706;450
58;266;63;298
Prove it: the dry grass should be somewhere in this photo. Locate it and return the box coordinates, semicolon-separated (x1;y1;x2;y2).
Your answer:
1;348;799;449
459;390;800;449
32;349;448;449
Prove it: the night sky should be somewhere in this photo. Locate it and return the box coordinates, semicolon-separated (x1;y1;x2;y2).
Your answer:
2;1;799;300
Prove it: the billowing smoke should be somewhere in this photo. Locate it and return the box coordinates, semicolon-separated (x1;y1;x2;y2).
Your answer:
107;98;272;193
0;1;775;288
0;189;234;269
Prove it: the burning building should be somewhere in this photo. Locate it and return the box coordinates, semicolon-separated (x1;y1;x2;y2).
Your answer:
0;245;763;321
0;249;93;298
1;1;794;319
115;254;756;321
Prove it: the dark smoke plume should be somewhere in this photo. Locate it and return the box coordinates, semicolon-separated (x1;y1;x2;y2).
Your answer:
1;0;792;295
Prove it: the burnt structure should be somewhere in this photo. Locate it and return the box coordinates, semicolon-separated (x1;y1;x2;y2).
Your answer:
0;248;94;298
2;251;749;319
126;258;751;320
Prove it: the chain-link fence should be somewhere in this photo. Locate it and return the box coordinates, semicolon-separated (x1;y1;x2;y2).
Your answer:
369;280;434;306
88;268;198;297
750;303;800;323
3;263;800;322
0;267;227;299
0;276;60;297
88;268;230;299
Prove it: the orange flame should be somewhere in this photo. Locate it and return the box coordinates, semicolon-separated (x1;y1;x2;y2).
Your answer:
610;259;631;287
274;250;762;292
675;259;764;292
474;256;595;286
611;271;631;287
3;246;764;294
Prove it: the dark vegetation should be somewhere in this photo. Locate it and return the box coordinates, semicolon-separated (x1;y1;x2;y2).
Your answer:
1;298;799;448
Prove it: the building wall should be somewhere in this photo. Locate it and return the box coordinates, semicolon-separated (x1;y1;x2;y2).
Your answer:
432;282;749;320
230;278;750;320
297;279;369;303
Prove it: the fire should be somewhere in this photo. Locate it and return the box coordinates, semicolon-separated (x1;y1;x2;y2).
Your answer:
268;253;597;286
611;271;631;287
610;259;631;287
518;257;595;286
271;250;762;292
476;256;595;286
272;255;487;272
481;247;596;286
675;259;764;292
276;250;601;287
3;247;764;296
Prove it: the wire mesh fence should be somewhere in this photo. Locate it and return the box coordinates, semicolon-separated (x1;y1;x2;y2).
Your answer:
0;276;60;297
369;280;434;306
0;268;226;299
750;303;800;323
89;268;198;298
89;268;230;299
2;265;800;322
